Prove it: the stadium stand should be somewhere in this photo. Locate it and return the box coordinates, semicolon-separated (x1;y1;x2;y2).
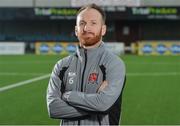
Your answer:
0;0;180;53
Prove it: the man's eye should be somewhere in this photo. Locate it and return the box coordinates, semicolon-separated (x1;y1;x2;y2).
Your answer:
80;22;85;25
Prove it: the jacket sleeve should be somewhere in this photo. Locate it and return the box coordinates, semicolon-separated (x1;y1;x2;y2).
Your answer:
62;58;126;112
47;60;88;119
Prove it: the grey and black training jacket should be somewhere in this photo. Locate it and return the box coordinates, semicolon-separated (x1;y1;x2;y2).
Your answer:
47;42;126;125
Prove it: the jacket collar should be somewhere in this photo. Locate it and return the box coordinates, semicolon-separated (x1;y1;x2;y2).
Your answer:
76;41;105;62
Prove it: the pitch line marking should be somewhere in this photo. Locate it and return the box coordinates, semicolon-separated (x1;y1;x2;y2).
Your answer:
0;72;179;92
0;72;48;76
0;74;51;92
127;72;180;76
0;72;179;77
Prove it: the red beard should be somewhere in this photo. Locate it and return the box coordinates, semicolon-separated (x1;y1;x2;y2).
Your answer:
78;30;102;47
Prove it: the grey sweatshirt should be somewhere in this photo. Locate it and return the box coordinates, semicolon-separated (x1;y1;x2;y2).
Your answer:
47;42;126;125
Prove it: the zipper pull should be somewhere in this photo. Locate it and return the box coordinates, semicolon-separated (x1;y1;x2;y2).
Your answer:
84;49;87;54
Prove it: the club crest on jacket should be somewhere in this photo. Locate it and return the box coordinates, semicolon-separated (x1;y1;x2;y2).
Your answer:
88;73;98;84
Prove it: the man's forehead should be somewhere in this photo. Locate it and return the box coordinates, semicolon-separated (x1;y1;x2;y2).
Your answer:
78;19;98;22
77;8;102;21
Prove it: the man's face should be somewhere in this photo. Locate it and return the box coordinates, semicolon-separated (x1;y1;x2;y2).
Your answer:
75;8;106;47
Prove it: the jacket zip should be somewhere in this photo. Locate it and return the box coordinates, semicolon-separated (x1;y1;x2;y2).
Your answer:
78;49;87;125
81;49;87;92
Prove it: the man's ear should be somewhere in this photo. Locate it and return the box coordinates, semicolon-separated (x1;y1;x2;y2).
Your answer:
75;26;78;36
101;25;107;36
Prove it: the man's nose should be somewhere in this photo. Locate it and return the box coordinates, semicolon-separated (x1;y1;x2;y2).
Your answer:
83;24;91;32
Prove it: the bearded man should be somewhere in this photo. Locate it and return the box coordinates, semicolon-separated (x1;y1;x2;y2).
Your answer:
47;3;126;125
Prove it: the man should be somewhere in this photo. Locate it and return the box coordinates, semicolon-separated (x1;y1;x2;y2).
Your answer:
47;3;126;125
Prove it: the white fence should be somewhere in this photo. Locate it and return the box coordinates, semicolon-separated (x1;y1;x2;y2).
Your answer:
0;42;25;55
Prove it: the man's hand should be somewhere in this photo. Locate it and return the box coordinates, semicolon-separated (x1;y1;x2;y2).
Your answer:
62;91;71;101
97;81;108;93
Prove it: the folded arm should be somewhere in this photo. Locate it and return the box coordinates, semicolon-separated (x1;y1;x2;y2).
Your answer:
62;59;126;112
47;62;88;119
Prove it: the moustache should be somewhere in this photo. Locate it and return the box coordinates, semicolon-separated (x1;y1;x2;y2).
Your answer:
82;32;94;36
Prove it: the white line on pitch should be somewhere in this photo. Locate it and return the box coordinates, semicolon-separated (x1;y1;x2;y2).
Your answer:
127;72;180;76
0;72;48;76
126;62;180;65
0;72;179;77
0;74;51;92
0;61;55;64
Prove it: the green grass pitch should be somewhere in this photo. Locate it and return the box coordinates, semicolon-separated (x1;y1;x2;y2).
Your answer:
0;55;179;125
